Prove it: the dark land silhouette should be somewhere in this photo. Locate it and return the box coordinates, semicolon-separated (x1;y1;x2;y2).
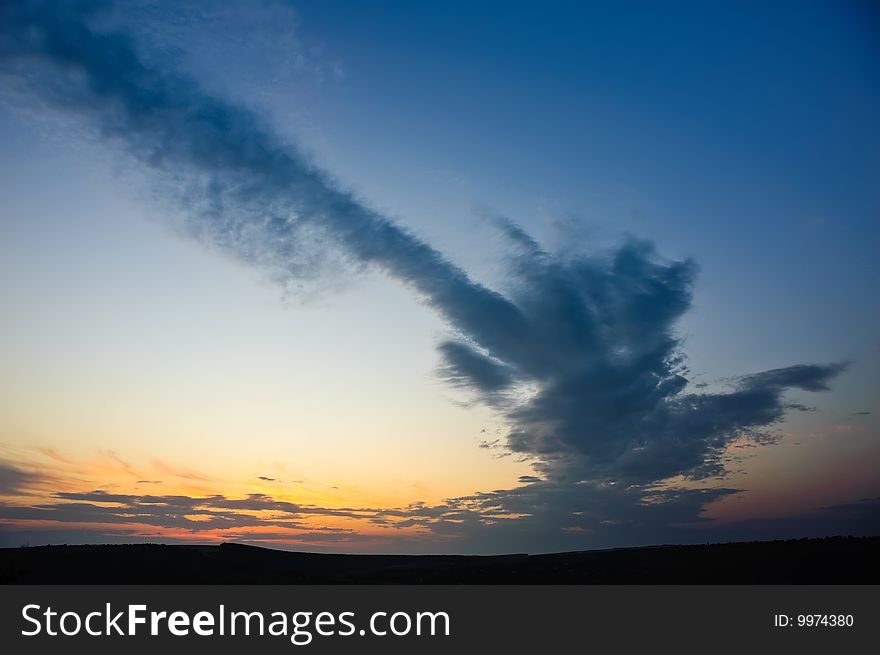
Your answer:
1;536;876;584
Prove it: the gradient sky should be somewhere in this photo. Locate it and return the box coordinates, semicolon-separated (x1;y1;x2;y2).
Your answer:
0;0;877;553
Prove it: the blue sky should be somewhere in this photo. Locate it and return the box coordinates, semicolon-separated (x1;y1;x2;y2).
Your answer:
0;0;877;552
292;0;880;379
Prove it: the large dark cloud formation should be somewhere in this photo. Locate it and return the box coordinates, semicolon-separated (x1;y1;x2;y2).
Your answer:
439;219;847;485
0;0;848;548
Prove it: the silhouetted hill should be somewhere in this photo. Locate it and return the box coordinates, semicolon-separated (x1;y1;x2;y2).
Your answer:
1;536;876;584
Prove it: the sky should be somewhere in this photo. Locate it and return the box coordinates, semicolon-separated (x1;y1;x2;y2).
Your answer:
0;0;877;554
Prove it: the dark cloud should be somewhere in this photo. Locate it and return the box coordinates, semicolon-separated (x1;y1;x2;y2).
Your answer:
0;462;42;495
437;341;514;393
357;480;741;553
257;476;276;482
44;489;396;523
441;230;847;486
1;482;875;553
0;1;852;549
738;364;848;393
0;489;367;537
